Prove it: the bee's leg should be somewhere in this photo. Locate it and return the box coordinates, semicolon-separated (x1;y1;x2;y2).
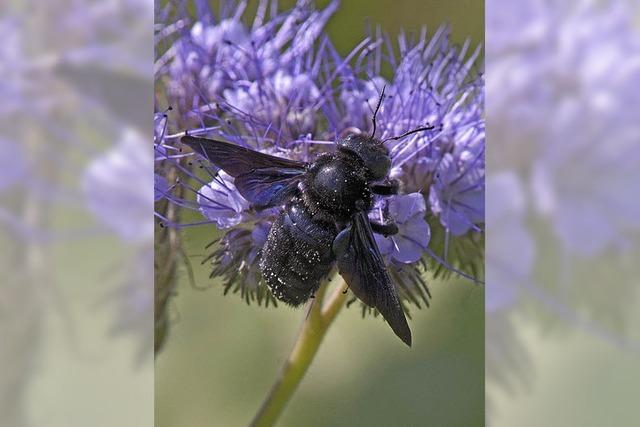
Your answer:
331;231;352;294
370;220;399;237
250;204;270;213
370;178;400;196
331;226;352;258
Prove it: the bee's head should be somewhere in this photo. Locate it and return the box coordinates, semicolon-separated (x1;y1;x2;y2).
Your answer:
333;85;390;180
335;85;434;180
337;133;391;180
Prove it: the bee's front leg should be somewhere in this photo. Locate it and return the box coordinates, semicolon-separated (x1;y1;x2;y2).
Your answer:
369;220;398;237
369;178;400;196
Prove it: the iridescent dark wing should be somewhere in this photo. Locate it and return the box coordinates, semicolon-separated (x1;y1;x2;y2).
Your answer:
234;168;304;208
182;136;308;208
335;211;412;346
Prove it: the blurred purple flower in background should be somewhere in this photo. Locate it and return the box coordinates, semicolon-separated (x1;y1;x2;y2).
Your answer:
488;0;640;310
486;173;534;312
487;0;640;424
0;138;28;194
0;18;31;117
82;126;154;363
529;0;640;257
488;0;640;293
84;128;154;243
489;0;640;255
155;0;484;320
2;0;153;424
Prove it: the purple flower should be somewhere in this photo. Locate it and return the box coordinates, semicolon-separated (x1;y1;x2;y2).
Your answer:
197;171;250;228
337;76;388;134
372;193;431;264
158;0;339;116
324;25;485;238
221;69;322;138
208;222;275;305
156;1;484;308
429;149;485;236
154;173;169;201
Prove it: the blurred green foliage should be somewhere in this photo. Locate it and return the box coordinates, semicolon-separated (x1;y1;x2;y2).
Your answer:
155;1;484;426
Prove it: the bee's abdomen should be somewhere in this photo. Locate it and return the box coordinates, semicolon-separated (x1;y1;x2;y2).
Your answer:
259;201;336;306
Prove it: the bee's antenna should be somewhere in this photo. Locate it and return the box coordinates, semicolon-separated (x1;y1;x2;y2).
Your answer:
371;85;386;139
382;124;435;143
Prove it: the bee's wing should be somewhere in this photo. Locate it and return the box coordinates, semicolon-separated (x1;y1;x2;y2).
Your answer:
182;136;308;208
336;211;412;346
182;136;307;176
233;167;305;208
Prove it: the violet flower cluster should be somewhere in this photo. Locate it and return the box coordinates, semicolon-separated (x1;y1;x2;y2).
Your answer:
155;0;485;312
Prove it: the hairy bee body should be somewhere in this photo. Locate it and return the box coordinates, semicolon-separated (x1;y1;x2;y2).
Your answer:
259;199;337;305
182;131;414;345
259;136;391;304
259;137;385;305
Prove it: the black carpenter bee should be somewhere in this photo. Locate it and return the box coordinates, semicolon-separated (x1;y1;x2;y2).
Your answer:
182;91;432;346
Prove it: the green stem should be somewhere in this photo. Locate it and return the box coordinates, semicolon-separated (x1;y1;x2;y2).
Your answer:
250;277;348;427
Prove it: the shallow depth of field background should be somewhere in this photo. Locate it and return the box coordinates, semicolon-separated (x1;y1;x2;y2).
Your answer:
4;0;636;426
1;0;154;426
154;1;485;427
485;1;640;426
